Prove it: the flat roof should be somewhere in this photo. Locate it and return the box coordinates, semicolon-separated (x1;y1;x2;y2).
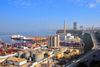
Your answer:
7;57;26;62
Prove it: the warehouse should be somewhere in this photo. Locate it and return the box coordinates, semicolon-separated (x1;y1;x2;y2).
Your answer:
7;57;27;66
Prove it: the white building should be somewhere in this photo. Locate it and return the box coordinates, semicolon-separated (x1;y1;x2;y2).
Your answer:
58;33;74;41
7;57;27;66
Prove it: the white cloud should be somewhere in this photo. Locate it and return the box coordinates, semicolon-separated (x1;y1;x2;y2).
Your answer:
89;3;95;8
33;24;35;25
96;0;100;3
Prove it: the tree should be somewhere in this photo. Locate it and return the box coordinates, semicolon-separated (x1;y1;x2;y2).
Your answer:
77;62;88;67
90;60;99;67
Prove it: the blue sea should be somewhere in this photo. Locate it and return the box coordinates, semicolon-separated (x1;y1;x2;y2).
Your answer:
0;32;56;44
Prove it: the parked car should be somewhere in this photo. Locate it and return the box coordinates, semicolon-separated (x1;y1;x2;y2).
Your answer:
84;59;88;62
93;55;96;57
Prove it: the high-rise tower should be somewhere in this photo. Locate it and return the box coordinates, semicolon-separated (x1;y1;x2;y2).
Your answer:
64;20;66;33
73;22;77;30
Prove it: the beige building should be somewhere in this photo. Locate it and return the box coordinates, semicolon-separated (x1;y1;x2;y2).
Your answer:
48;34;59;48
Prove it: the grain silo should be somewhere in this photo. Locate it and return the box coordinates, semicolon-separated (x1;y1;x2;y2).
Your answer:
41;49;47;54
22;50;30;59
18;51;24;58
30;50;36;57
33;52;44;62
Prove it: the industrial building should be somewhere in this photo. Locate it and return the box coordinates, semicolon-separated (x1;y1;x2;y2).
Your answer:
48;34;59;48
59;34;84;49
17;49;44;62
58;33;74;41
7;57;27;66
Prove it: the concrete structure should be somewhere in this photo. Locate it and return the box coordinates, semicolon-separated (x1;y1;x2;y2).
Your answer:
33;52;44;62
73;22;77;30
18;51;24;58
30;50;36;57
22;50;30;59
58;33;67;41
48;34;59;48
64;20;66;33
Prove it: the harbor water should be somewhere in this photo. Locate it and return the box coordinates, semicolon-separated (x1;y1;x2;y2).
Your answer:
0;32;55;44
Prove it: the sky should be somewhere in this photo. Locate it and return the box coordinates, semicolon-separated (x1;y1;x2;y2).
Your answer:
0;0;100;33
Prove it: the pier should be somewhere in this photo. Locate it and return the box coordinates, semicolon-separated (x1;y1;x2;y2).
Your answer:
0;35;13;37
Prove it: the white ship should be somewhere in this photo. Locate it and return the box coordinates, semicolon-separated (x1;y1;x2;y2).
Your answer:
11;35;23;40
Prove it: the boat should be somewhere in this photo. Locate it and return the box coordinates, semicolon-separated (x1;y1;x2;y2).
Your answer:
11;35;23;40
23;37;33;41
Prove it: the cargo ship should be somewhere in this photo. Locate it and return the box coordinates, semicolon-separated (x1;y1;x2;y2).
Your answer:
11;35;23;40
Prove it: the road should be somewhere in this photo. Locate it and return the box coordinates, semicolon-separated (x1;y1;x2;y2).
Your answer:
66;33;100;67
84;50;100;66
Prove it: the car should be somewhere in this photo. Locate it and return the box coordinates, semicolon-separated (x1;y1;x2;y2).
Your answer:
73;66;77;67
97;44;99;45
93;55;96;57
84;59;88;62
98;48;100;51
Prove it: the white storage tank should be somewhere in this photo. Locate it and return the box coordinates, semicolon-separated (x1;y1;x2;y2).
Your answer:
33;52;44;62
